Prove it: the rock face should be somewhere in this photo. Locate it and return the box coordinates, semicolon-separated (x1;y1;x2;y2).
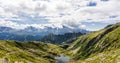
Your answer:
0;58;9;63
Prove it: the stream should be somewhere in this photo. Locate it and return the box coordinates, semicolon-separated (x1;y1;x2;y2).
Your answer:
55;54;70;63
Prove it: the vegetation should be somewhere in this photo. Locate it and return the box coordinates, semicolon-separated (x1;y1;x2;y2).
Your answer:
0;22;120;63
75;49;120;63
68;22;120;63
0;40;70;63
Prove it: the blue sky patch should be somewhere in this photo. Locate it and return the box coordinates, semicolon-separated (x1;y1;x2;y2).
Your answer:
87;1;97;6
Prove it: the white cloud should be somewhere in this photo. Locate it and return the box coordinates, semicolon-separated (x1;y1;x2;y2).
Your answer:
0;0;120;30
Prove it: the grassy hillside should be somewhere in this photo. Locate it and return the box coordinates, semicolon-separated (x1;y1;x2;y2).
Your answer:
75;49;120;63
68;22;120;63
0;40;69;63
0;23;120;63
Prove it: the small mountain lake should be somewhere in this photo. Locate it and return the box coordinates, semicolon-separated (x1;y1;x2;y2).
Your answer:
55;54;70;63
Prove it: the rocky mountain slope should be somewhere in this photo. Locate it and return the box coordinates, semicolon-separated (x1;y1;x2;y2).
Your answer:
0;40;69;63
68;22;120;63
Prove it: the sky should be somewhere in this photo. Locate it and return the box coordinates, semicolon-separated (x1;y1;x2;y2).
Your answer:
0;0;120;31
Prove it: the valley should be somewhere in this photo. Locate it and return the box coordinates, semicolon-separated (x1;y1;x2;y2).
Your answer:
0;40;71;63
0;0;119;63
0;22;120;63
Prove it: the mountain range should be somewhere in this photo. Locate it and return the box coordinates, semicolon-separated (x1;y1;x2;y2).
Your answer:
0;25;88;43
0;22;120;63
41;32;84;44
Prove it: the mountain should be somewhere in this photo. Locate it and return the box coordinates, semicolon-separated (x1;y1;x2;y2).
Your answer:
68;22;120;63
0;40;69;63
0;23;120;63
21;25;88;35
0;25;88;35
0;26;88;42
41;32;84;44
0;27;15;33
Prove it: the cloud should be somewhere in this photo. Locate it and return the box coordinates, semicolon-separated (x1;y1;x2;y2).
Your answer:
0;0;119;30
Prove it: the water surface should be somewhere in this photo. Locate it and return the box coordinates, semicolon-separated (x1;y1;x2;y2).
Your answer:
55;54;70;63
